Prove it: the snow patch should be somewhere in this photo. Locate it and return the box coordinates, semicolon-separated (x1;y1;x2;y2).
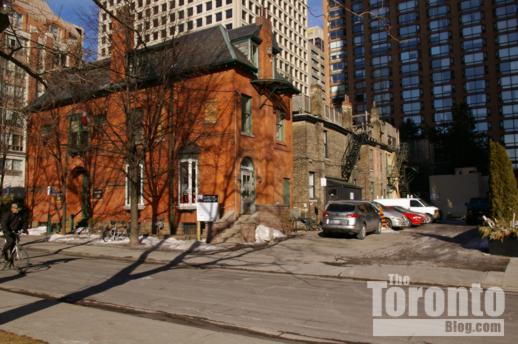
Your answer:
49;233;100;242
139;236;217;251
255;224;285;243
46;232;217;252
28;226;47;236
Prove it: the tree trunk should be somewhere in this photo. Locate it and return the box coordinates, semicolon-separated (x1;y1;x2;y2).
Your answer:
167;85;175;235
0;153;6;197
151;198;159;236
129;159;140;246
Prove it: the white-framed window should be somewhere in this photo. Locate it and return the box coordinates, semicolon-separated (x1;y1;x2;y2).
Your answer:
125;163;144;208
241;94;252;135
179;158;198;208
276;109;286;142
309;172;315;199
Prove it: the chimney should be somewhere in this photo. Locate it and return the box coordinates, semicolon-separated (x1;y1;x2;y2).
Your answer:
255;8;273;79
310;84;323;117
370;102;380;123
110;6;134;83
341;96;353;128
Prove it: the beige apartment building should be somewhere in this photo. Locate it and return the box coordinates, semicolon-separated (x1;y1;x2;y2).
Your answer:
97;0;310;95
0;0;83;194
306;26;326;91
292;88;399;220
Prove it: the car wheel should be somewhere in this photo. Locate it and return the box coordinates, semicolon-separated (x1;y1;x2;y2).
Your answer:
356;224;366;240
375;221;382;234
423;214;432;224
385;218;393;229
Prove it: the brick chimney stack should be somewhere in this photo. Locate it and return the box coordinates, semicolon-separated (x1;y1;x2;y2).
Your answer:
255;8;273;80
110;6;134;83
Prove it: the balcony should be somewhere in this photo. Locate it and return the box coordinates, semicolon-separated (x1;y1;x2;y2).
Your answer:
292;94;344;126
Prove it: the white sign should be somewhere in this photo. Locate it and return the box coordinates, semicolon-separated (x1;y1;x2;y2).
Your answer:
196;195;219;222
350;192;355;200
320;177;327;187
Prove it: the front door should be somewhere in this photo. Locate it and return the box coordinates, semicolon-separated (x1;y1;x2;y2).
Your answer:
240;158;256;214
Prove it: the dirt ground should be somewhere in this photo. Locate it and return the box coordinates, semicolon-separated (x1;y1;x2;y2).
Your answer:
0;330;47;344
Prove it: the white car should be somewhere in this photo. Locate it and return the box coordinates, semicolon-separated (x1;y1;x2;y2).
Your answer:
373;197;440;223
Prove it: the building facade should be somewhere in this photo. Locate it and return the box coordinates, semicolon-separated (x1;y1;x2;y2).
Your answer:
97;0;309;95
27;17;296;236
292;88;399;221
324;0;518;166
306;26;326;92
0;0;82;193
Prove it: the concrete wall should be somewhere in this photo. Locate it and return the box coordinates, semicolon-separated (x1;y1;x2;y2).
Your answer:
429;171;488;218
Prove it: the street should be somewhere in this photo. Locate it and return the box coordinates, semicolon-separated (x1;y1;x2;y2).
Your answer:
1;223;518;344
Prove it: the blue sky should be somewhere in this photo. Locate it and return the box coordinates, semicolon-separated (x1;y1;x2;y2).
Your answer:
47;0;323;28
47;0;323;54
47;0;99;56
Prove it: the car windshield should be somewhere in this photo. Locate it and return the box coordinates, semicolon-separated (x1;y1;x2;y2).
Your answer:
417;198;430;206
393;206;410;213
371;202;383;210
326;204;355;212
469;198;489;208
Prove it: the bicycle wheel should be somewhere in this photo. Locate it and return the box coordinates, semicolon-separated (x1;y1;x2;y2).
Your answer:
13;245;30;270
102;229;111;242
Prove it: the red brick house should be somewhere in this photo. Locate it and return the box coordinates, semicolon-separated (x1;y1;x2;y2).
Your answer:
26;16;298;237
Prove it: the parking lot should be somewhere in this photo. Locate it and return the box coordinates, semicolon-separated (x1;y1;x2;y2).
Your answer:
291;221;510;273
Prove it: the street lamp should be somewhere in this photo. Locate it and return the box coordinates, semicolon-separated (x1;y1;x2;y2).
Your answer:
0;0;12;33
0;0;12;14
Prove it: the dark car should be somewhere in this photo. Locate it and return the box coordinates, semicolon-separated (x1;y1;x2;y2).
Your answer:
322;201;381;240
465;197;489;225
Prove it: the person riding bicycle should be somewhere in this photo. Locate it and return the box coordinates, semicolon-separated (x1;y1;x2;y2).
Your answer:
1;202;28;270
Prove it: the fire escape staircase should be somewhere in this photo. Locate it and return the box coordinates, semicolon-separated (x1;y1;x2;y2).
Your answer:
387;143;408;191
387;143;418;196
341;132;370;182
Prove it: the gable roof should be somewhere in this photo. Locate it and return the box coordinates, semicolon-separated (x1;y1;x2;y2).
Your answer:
28;25;258;112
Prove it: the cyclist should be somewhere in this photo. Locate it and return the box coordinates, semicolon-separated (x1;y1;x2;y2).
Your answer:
1;202;28;270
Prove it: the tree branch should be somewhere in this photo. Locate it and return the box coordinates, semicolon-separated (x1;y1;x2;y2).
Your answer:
0;50;47;87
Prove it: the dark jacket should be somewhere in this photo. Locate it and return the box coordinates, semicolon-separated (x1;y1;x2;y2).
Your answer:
1;211;27;236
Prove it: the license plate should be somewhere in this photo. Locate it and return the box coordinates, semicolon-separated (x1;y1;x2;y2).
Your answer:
328;219;341;225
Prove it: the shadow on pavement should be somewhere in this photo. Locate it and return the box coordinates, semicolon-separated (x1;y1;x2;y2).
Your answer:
0;237;288;325
414;227;488;251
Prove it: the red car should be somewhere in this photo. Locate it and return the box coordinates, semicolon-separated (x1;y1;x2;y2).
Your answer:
390;206;425;226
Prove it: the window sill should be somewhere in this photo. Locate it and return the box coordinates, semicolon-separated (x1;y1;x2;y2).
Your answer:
4;170;22;176
178;204;197;211
275;141;289;150
241;132;254;137
124;204;145;210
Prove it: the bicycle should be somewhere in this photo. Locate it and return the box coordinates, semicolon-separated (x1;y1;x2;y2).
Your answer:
1;232;31;271
102;221;128;242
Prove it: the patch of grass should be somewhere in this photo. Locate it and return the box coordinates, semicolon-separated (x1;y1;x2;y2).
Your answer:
0;330;48;344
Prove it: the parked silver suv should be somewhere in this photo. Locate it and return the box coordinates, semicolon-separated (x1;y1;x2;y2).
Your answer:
322;201;381;240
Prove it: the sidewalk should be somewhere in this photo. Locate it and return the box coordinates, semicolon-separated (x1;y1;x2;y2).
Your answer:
20;233;518;292
0;289;285;344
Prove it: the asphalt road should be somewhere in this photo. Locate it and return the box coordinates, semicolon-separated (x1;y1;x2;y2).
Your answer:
0;248;517;344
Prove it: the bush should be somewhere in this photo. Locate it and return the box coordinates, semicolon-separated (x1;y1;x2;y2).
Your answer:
489;141;518;221
479;216;518;241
